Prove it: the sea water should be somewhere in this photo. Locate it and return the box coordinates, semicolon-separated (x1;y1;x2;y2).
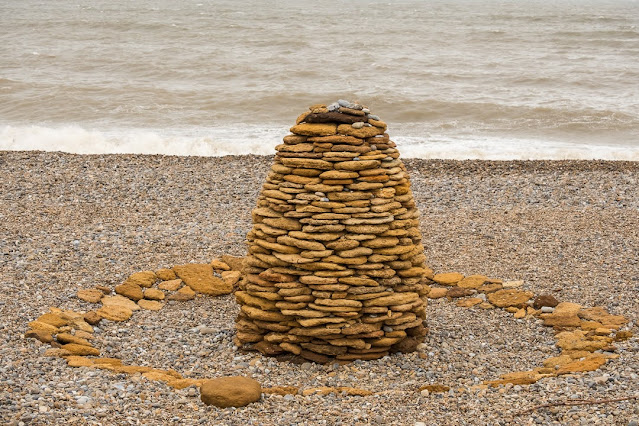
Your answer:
1;0;638;159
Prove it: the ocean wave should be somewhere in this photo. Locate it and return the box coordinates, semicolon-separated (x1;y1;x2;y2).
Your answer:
0;125;282;156
2;124;639;161
360;99;639;133
396;135;639;161
1;85;636;139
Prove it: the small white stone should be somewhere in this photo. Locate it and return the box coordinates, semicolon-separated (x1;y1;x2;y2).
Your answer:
352;122;365;129
541;306;555;313
419;390;429;397
76;396;91;405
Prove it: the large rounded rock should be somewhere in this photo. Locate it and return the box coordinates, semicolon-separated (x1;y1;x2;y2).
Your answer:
533;294;559;309
200;376;261;408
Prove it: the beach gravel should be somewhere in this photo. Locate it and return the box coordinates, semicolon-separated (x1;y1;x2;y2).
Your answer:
1;151;638;425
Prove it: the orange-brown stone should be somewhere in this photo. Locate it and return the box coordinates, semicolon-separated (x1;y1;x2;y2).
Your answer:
556;355;607;375
173;264;233;296
432;272;464;286
487;289;533;308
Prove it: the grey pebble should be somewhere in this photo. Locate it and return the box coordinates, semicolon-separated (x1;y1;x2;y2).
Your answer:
76;396;91;405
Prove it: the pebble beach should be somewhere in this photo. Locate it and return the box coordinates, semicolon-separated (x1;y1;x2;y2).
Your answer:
1;151;638;425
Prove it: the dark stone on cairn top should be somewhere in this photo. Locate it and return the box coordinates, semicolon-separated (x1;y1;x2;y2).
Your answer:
305;112;369;125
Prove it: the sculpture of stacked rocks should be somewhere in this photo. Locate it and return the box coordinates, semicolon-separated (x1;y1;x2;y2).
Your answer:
235;100;431;363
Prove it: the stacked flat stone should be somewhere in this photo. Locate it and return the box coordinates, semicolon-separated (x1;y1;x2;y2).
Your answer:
235;100;430;363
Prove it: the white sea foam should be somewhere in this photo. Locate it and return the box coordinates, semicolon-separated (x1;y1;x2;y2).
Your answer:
3;124;638;161
0;125;283;156
396;135;639;161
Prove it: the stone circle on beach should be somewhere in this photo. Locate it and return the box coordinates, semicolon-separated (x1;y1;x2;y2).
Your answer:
235;100;430;363
24;255;632;406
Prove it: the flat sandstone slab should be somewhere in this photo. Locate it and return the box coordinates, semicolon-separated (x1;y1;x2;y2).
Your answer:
173;264;232;296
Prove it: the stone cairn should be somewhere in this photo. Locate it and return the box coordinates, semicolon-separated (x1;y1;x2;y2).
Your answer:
235;100;431;363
